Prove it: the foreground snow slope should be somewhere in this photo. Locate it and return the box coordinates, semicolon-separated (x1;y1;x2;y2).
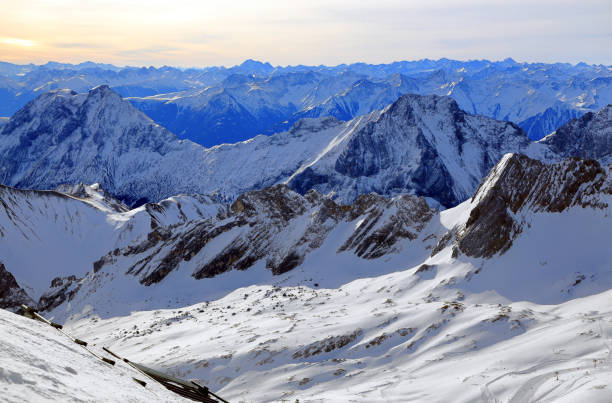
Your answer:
66;272;612;402
0;308;187;402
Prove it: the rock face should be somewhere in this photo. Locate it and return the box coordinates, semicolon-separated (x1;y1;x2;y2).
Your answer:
0;263;34;311
37;275;82;312
539;104;612;164
454;154;611;258
0;87;546;208
94;184;436;286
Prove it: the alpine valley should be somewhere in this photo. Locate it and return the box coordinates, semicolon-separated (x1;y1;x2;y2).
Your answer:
0;59;611;403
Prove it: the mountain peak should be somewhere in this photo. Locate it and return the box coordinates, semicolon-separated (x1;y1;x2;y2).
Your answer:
0;86;186;205
88;84;115;96
240;59;272;67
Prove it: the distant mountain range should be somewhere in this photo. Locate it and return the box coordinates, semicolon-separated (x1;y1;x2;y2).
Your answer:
0;59;610;145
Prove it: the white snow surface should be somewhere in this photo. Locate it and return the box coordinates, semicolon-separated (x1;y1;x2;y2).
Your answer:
64;229;612;402
0;308;187;402
0;184;223;299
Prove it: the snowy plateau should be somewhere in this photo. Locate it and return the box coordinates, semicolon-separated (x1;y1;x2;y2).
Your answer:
0;60;611;403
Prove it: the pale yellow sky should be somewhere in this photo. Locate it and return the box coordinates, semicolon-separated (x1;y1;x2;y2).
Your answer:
1;0;611;67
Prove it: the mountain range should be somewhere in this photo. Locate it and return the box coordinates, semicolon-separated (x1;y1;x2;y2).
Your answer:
0;59;610;145
0;63;611;402
2;86;610;209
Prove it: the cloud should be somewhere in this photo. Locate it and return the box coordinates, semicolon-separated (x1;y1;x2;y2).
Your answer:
0;0;610;66
1;37;36;47
52;42;107;49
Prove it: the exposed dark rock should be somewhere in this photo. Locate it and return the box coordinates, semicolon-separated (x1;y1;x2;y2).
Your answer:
339;194;435;259
268;251;303;275
292;329;363;359
0;263;35;311
457;154;610;258
101;185;435;285
431;231;453;257
38;275;81;312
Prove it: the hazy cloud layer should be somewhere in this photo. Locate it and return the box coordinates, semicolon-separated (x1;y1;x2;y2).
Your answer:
0;0;610;66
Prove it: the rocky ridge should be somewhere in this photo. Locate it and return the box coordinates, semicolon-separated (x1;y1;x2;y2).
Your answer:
444;154;611;259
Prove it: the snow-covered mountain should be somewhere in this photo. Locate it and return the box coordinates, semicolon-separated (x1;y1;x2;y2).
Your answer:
1;153;610;402
1;86;558;208
1;152;609;317
539;104;612;164
0;86;221;206
0;182;224;309
1;59;610;144
286;93;539;207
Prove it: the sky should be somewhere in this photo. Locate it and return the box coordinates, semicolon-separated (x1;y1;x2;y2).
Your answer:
0;0;611;67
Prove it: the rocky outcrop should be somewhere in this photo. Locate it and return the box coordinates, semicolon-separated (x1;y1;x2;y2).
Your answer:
38;275;82;312
338;193;434;259
0;263;34;311
91;185;436;285
455;154;610;258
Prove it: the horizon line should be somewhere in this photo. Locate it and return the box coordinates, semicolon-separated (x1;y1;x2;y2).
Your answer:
2;57;611;71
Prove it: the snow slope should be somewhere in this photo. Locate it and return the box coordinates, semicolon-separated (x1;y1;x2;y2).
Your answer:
65;267;612;403
0;308;187;402
0;183;223;304
56;156;610;402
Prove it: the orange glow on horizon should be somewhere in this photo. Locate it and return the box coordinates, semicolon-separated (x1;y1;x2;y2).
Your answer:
0;0;610;67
